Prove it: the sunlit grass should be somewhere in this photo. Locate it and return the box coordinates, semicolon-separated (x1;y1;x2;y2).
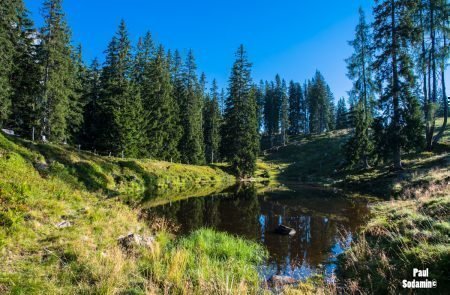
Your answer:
0;133;265;294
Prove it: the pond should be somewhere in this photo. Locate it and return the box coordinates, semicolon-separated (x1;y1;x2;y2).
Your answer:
142;184;370;281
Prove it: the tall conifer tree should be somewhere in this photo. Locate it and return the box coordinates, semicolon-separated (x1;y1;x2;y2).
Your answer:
38;0;75;142
335;98;348;130
288;81;302;135
98;20;146;157
345;8;376;167
178;50;205;164
203;79;222;163
373;0;424;168
280;79;289;145
142;45;181;160
6;1;40;137
221;45;258;177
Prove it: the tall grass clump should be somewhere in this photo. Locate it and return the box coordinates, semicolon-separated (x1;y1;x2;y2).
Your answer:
139;229;268;294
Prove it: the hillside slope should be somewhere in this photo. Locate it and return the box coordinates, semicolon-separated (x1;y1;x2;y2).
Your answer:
264;119;450;198
3;135;234;202
0;133;268;294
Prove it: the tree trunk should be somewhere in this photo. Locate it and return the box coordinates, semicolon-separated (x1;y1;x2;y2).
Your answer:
428;0;438;151
421;4;432;150
433;15;448;144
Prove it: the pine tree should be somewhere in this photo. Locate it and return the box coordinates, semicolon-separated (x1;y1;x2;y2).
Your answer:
98;20;146;157
335;97;348;130
345;8;376;168
38;0;75;142
221;45;259;178
203;79;222;163
142;45;181;161
178;50;205;164
372;0;424;169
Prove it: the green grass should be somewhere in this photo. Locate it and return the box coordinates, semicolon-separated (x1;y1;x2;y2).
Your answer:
337;192;450;294
0;133;265;294
142;229;267;294
263;129;350;185
5;135;234;203
262;118;450;198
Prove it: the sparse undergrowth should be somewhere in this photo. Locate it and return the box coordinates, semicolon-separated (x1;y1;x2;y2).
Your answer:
0;133;265;294
337;184;450;294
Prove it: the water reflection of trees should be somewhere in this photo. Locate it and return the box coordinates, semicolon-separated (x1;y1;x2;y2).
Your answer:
146;185;368;272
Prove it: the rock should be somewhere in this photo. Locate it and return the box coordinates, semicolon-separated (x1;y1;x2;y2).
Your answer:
1;129;15;136
274;224;296;236
269;275;298;287
34;162;49;172
117;232;155;252
55;220;72;228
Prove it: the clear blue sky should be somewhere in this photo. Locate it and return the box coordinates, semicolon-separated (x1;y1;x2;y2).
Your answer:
25;0;378;101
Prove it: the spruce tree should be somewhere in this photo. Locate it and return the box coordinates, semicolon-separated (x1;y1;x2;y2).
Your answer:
288;81;302;135
372;0;424;169
203;79;222;163
280;79;289;145
345;8;376;168
263;81;275;146
178;50;205;164
326;85;336;131
0;0;19;125
81;58;102;149
308;71;331;133
98;20;146;157
255;80;265;132
142;45;181;161
67;44;86;143
133;32;154;85
221;45;258;178
7;1;40;137
38;0;75;142
335;97;348;130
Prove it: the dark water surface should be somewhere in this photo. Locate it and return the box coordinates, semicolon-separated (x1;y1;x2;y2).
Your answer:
144;185;370;281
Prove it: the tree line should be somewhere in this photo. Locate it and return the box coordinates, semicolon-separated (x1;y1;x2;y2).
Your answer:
0;0;258;177
257;71;341;148
1;0;448;177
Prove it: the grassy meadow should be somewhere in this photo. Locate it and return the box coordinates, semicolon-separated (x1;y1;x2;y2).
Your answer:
0;133;267;294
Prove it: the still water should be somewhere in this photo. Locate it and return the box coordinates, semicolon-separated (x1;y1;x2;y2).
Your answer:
144;185;369;281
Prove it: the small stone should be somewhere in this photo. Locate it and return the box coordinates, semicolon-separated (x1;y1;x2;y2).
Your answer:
117;232;155;252
55;220;72;228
